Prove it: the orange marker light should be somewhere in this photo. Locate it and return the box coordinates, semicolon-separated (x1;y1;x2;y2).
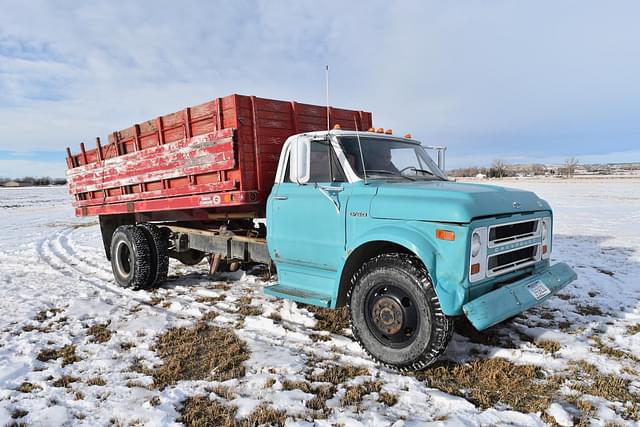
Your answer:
436;229;455;241
542;245;548;255
385;129;393;135
404;133;412;139
368;127;375;132
470;263;481;275
376;128;385;133
333;124;341;130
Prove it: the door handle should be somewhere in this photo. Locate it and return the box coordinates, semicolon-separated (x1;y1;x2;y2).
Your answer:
319;185;344;192
273;196;288;200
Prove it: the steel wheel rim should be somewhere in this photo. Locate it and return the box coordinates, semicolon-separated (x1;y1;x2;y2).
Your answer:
364;283;420;349
115;240;133;278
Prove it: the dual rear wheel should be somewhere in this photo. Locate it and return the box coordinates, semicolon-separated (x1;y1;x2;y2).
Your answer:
110;224;168;290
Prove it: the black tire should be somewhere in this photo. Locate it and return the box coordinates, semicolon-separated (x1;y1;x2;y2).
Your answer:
138;223;169;287
110;225;152;290
347;253;454;371
170;249;206;266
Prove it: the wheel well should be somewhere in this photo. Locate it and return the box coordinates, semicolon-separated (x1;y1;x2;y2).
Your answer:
335;241;418;307
99;214;135;260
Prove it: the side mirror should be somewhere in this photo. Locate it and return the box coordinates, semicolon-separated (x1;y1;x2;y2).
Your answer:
289;137;311;184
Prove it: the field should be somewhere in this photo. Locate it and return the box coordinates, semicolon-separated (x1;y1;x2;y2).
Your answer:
1;179;639;426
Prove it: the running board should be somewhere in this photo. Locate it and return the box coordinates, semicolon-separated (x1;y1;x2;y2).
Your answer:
263;284;332;307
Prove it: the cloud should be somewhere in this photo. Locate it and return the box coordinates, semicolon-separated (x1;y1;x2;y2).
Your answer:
0;0;639;176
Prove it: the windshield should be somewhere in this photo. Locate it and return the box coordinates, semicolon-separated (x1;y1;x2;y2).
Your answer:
339;136;447;181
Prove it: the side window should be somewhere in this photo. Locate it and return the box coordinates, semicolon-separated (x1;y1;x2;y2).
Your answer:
283;154;292;183
308;141;346;183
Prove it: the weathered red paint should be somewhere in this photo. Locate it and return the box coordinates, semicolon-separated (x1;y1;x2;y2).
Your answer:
66;94;373;219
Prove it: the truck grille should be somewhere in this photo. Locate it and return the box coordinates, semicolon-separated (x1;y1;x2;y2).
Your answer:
489;219;540;247
487;245;538;276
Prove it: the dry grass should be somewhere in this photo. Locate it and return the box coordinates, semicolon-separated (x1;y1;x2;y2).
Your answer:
305;384;336;416
592;336;640;362
535;339;562;354
195;295;226;304
37;344;79;366
575;304;603;316
207;385;236;400
306;306;349;335
282;379;313;394
146;321;249;389
414;358;559;413
268;312;282;322
378;391;398;406
11;409;28;419
87;377;106;386
310;333;331;342
341;380;383;406
34;308;63;322
52;375;79;388
16;382;42;393
307;365;369;384
236;296;263;317
625;324;640;336
146;296;164;306
88;323;113;343
179;397;286;427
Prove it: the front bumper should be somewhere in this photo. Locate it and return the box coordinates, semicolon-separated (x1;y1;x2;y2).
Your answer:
462;262;577;330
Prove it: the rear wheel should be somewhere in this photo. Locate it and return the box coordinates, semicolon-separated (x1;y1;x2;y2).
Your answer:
138;223;169;287
347;253;453;371
110;226;152;290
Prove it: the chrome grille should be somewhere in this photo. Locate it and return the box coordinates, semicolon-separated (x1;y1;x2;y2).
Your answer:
488;219;540;247
487;244;538;276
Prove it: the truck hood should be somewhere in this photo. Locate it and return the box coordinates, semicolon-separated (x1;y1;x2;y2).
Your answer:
369;180;550;223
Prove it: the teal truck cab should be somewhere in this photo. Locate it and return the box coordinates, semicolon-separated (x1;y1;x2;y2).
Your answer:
264;129;577;370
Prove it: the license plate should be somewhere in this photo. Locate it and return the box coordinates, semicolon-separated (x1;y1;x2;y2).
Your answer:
527;280;551;300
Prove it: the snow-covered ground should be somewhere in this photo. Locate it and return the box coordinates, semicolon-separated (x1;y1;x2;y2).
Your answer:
0;180;639;426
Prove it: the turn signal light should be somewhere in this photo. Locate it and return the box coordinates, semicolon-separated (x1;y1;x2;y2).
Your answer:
385;129;393;135
470;263;481;275
376;128;385;133
404;133;412;139
436;229;455;241
368;127;375;132
333;124;341;130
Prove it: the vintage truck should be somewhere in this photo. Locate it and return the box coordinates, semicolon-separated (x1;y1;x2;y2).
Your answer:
66;94;577;370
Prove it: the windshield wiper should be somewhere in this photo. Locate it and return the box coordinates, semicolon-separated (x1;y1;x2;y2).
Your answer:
406;167;445;180
365;169;415;181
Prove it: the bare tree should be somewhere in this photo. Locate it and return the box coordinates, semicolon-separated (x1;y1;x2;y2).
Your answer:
564;157;579;178
491;159;507;178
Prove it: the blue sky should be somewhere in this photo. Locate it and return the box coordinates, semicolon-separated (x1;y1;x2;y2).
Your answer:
1;1;639;178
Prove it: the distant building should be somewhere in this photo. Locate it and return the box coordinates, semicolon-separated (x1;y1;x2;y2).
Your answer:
475;173;487;179
3;181;20;187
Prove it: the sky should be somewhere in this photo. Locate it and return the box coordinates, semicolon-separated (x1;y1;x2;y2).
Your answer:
1;1;639;178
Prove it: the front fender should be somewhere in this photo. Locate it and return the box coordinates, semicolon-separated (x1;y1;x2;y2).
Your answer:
345;222;469;316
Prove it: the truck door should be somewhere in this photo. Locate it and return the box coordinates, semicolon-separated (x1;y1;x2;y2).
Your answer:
269;139;349;271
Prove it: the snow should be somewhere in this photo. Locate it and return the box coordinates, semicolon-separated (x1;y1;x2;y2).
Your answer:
1;180;639;426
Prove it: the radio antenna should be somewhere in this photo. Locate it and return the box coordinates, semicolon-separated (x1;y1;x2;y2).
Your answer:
354;117;368;184
325;65;330;131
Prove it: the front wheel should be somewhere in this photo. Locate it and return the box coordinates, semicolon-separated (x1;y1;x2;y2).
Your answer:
347;253;453;371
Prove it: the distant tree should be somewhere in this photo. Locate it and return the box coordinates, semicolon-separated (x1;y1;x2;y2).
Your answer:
564;157;579;178
491;159;507;178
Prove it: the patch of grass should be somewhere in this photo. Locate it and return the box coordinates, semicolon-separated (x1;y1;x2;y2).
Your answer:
414;358;559;413
34;308;63;322
307;365;369;385
87;377;106;386
120;342;135;351
575;305;603;316
454;319;511;347
378;391;398;406
282;379;313;394
74;391;85;400
236;296;263;317
16;382;42;393
305;384;336;416
263;378;276;389
625;324;640;336
268;312;282;322
147;296;163;306
52;375;79;388
306;306;349;335
195;295;226;304
592;336;640;362
211;283;231;291
179;397;286;427
88;323;113;343
146;321;249;389
341;380;383;406
310;333;331;342
535;339;561;354
11;409;28;419
208;385;236;400
200;311;219;321
37;344;79;366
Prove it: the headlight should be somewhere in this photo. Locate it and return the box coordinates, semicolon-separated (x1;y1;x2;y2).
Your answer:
471;232;481;258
